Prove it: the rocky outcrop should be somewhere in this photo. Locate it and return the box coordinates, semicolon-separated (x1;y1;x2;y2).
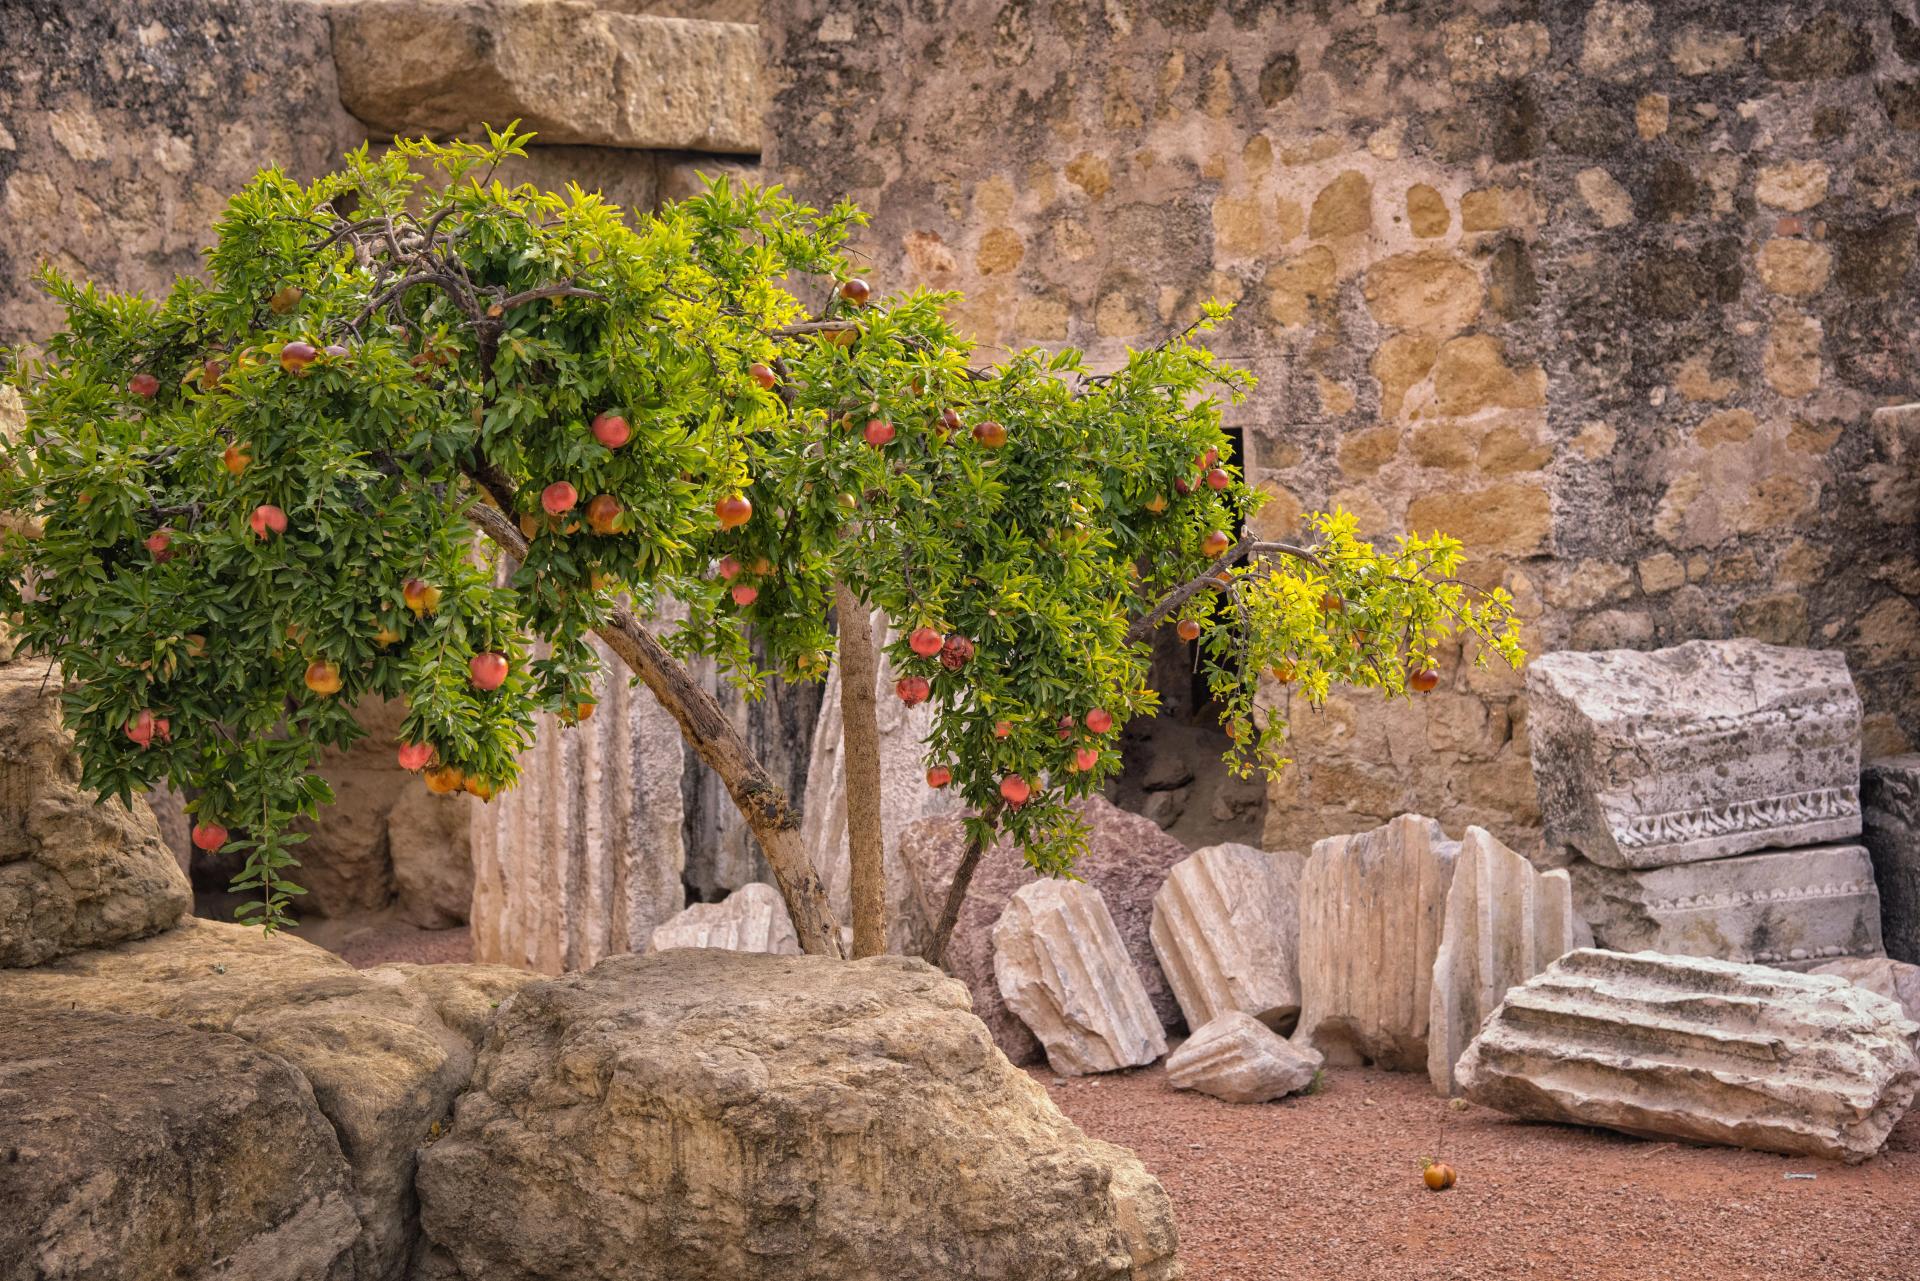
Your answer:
993;879;1168;1076
1526;641;1862;869
1166;1011;1323;1104
1294;814;1459;1070
1457;949;1920;1163
0;1004;361;1281
359;961;545;1052
330;3;763;154
1863;756;1920;963
0;660;191;967
387;782;475;929
1571;842;1883;969
1150;842;1307;1033
646;881;800;955
1428;828;1587;1095
801;611;957;956
291;697;413;917
415;949;1180;1281
1812;956;1920;1030
0;918;474;1280
901;796;1188;1064
470;634;687;973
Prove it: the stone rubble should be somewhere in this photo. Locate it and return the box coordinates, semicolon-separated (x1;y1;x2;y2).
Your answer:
1862;755;1920;963
646;881;800;956
1166;1010;1324;1104
1456;948;1920;1163
993;879;1168;1076
1293;814;1459;1070
1427;827;1587;1095
1150;842;1308;1033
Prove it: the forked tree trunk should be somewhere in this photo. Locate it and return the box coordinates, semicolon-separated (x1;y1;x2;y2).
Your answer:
833;583;888;958
924;799;1001;968
465;499;845;959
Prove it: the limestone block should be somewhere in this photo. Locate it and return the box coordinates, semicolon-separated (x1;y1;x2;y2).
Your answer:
415;950;1180;1281
993;879;1168;1076
1428;827;1588;1095
331;4;764;154
0;918;475;1280
1863;755;1920;962
1812;956;1920;1030
0;661;190;967
1571;842;1883;969
0;1005;360;1281
1526;640;1862;869
1166;1010;1323;1104
1149;842;1307;1033
471;634;687;973
802;610;958;956
1294;814;1459;1070
901;797;1187;1065
387;781;476;929
647;882;800;955
289;698;414;917
1457;949;1920;1163
360;961;547;1052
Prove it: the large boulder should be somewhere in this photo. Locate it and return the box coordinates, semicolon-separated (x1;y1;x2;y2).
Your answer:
0;1005;361;1280
1428;828;1587;1095
330;3;763;154
415;950;1180;1281
1525;640;1862;869
1293;814;1459;1070
1569;842;1883;968
0;918;474;1280
386;781;476;929
993;879;1167;1076
1166;1011;1323;1104
1457;949;1920;1163
901;796;1189;1063
1149;842;1307;1034
646;881;800;955
359;960;546;1051
1863;755;1920;962
0;660;191;967
1812;956;1920;1030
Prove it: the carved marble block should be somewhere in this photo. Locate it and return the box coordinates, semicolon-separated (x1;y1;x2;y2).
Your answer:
1863;756;1920;963
993;879;1167;1076
1570;843;1883;970
1293;814;1458;1071
1166;1011;1322;1104
1526;640;1862;870
1457;949;1920;1163
1427;827;1587;1096
1149;843;1307;1034
646;883;801;956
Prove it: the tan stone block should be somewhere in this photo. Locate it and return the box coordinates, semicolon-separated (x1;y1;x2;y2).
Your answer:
1309;170;1373;238
1638;553;1685;593
1423;692;1495;755
1478;422;1552;474
976;226;1026;275
1443;18;1553;83
1015;294;1070;341
1406;184;1450;237
974;175;1017;221
1694;407;1757;446
1670;26;1747;74
1575;168;1634;228
1636;93;1670;139
1053;216;1096;262
1407;482;1552;557
1244;134;1274;177
902;230;958;278
1432;335;1547;415
1764;313;1822;398
1095;288;1148;338
1738;474;1818;533
1461;186;1533;232
1408;421;1476;470
1363;251;1482;335
1338;426;1400;479
1572;420;1618;459
1580;0;1658;79
1317;376;1357;416
1711;550;1760;584
1675;352;1738;401
1784;418;1841;455
1103;68;1143;130
1212;194;1267;257
1275;197;1305;243
1734;593;1810;646
1329;486;1392;537
1544;559;1635;610
1264;245;1338;327
1374;333;1439;419
1756;160;1830;212
1653;471;1711;546
1778;540;1828;586
1756;238;1832;296
1250;481;1303;539
1065;153;1111;200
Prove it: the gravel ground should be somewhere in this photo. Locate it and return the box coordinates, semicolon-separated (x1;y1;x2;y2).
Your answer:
1038;1062;1920;1281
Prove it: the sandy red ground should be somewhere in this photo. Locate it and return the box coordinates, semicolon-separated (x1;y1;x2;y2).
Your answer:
1039;1063;1920;1281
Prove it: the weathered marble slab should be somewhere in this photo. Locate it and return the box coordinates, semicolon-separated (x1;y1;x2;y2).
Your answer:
1526;640;1861;870
647;883;800;956
1149;843;1307;1034
1166;1010;1322;1104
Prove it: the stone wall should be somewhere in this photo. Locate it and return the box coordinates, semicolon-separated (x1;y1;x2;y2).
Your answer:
760;0;1920;854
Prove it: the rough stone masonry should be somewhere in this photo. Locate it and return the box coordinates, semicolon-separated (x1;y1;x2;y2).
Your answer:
761;0;1920;854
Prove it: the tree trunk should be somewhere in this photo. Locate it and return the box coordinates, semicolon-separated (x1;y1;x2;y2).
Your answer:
834;582;888;958
924;800;1001;968
465;499;845;959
